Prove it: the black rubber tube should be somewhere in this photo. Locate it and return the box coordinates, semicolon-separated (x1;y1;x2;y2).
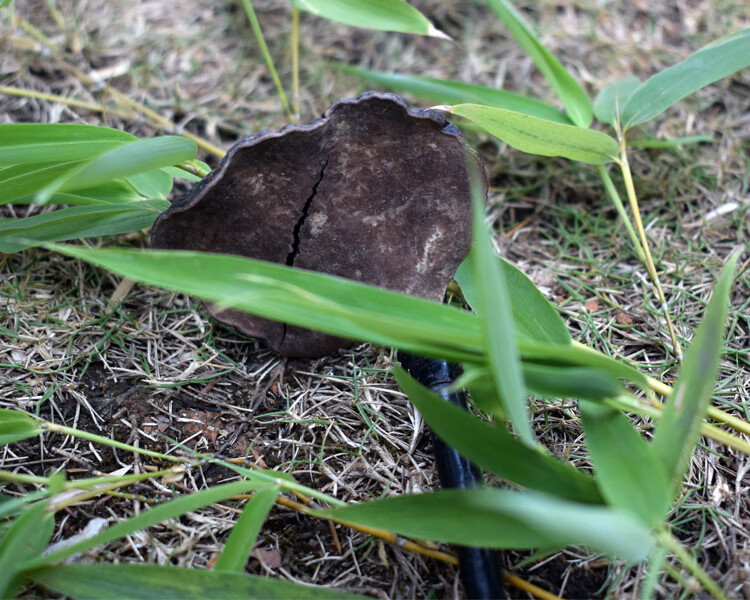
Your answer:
398;353;506;600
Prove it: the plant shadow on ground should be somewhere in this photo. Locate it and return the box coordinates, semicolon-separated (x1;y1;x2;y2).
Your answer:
2;0;749;598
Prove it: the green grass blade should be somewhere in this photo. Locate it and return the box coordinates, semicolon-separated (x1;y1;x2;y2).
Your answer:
439;104;617;164
0;502;54;598
37;136;196;203
580;400;672;528
622;29;750;129
336;65;571;124
0;409;42;445
214;487;280;573
28;564;361;599
592;76;641;126
0;160;88;204
652;253;738;491
523;364;623;401
23;480;276;570
0;124;136;166
454;252;571;345
469;179;532;444
0;203;168;253
626;135;713;149
484;0;592;127
45;244;485;363
293;0;450;39
321;488;651;562
394;366;603;503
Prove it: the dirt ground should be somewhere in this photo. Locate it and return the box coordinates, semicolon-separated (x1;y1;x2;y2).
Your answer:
1;0;749;598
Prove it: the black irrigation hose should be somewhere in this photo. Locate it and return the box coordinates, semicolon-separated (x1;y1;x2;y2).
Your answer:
398;353;506;600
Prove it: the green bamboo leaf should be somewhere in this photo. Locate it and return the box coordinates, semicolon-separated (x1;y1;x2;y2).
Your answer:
0;203;168;253
518;340;649;391
593;76;641;127
0;124;136;166
622;29;750;129
394;366;603;503
469;179;532;444
28;564;361;599
335;65;572;124
37;136;197;203
454;252;570;345
321;488;651;562
523;364;623;401
1;160;88;204
23;480;276;570
45;244;485;364
293;0;449;39
126;169;175;199
437;104;617;164
215;487;280;573
0;409;42;445
580;400;672;528
0;502;54;598
652;254;738;491
484;0;592;127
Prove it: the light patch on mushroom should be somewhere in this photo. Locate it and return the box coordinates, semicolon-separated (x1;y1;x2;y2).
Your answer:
416;229;444;274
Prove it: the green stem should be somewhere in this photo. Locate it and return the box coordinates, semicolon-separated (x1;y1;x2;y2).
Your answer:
597;164;646;263
240;0;294;122
655;528;727;600
0;471;50;486
291;7;301;119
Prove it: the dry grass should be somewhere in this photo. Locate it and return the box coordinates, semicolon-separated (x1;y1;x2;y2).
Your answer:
1;0;749;598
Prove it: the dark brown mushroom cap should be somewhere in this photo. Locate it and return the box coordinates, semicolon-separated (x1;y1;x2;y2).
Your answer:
151;92;487;357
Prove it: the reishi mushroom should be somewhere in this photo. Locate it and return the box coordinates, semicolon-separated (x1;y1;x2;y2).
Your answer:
151;92;487;357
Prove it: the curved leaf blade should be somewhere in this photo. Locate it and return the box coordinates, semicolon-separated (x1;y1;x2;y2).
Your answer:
485;0;592;127
593;76;641;127
652;253;738;491
321;488;652;562
293;0;449;39
454;252;570;345
440;104;618;164
394;366;603;503
0;409;42;446
28;564;360;599
622;29;750;129
336;66;572;124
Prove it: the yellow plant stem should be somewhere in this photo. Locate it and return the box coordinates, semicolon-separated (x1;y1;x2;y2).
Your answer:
617;143;683;361
655;528;728;600
597;165;646;263
572;340;750;438
0;85;136;121
291;7;301;120
609;395;750;455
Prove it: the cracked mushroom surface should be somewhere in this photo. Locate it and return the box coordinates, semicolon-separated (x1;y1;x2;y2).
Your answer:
151;92;487;357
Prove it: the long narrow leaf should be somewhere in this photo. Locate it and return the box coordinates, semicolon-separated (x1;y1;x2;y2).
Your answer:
0;124;136;166
454;252;571;345
485;0;592;127
321;488;651;562
469;179;532;443
580;400;671;528
1;160;88;204
214;488;280;572
37;136;196;203
29;564;360;599
592;76;641;127
45;244;485;364
437;104;618;164
622;29;750;129
336;65;571;124
652;254;738;490
0;409;42;445
22;480;275;570
0;502;54;598
394;366;602;503
0;203;168;253
293;0;449;39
